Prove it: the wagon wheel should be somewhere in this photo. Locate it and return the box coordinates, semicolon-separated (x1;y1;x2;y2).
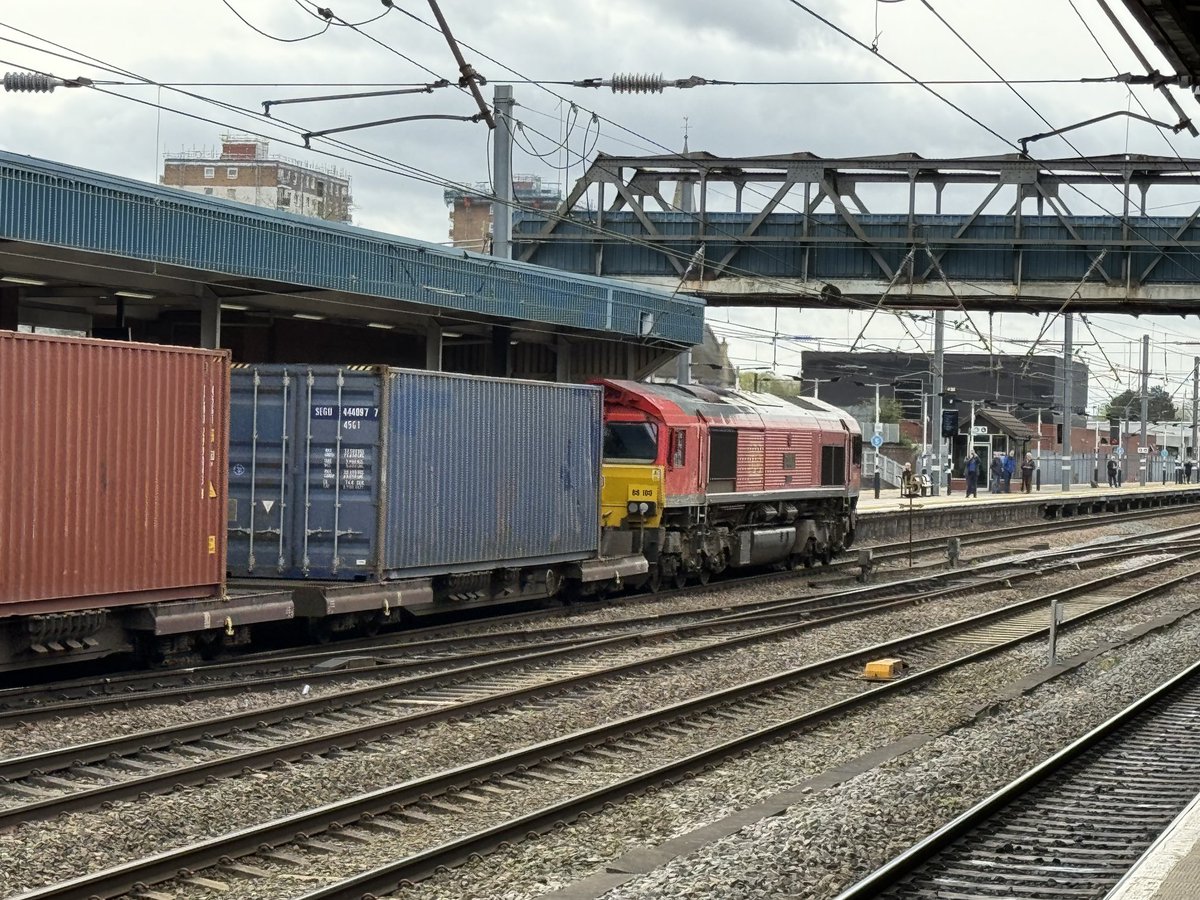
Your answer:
697;566;711;586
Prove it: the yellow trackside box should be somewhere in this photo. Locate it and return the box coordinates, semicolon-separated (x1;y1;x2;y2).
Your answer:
601;463;664;528
863;658;907;681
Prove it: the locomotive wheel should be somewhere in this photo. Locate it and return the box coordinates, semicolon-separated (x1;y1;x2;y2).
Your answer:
646;565;662;593
697;567;711;585
671;568;687;590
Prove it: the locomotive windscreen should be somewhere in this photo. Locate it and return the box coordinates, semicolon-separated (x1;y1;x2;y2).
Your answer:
604;422;659;463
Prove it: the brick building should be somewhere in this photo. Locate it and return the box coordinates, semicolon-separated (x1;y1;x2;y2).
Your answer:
444;175;560;250
162;135;352;222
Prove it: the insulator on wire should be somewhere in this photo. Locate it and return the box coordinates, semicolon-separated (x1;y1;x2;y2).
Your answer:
4;71;61;93
3;71;91;93
609;73;664;95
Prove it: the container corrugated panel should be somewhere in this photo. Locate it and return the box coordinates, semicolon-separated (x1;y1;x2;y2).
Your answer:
0;333;229;614
227;365;385;580
228;366;601;581
382;371;601;575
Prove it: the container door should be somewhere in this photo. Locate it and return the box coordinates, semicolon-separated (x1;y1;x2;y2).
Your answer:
227;366;292;577
228;365;384;580
293;367;384;580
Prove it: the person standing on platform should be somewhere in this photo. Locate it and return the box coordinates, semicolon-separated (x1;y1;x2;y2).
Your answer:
1187;455;1195;484
990;453;1003;494
901;463;919;498
919;467;932;497
965;450;980;498
1107;456;1119;488
1021;452;1035;493
1002;452;1016;493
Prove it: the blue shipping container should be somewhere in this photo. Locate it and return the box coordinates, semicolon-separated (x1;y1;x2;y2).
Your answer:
228;365;602;580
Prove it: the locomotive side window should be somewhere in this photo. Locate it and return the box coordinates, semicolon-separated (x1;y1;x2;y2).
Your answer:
669;428;687;468
708;428;738;492
852;435;863;465
821;445;847;486
604;422;659;463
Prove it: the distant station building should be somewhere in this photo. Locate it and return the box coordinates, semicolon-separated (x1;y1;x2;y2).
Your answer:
800;351;1089;423
162;134;352;222
444;175;560;251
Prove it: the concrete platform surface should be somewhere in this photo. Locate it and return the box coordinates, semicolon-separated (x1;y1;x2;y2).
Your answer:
1106;792;1200;900
857;480;1200;513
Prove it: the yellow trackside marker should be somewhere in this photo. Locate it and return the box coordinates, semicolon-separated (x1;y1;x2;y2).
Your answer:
208;481;217;499
207;535;217;555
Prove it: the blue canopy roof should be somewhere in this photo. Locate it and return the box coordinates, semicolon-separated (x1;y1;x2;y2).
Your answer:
0;150;703;345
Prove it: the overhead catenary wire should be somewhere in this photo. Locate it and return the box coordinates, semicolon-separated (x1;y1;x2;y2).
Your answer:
0;33;902;328
9;15;1200;381
218;0;331;42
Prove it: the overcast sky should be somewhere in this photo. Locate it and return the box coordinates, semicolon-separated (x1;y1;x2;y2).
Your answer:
5;1;1200;412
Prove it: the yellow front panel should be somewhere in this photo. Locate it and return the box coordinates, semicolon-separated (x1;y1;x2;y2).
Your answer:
602;464;664;528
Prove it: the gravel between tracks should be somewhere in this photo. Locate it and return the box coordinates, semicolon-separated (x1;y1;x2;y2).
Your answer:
0;573;1050;895
397;587;1200;900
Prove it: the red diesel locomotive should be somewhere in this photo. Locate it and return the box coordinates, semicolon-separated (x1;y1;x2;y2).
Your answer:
597;380;862;589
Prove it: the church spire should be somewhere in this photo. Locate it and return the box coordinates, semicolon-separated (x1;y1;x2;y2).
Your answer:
672;117;695;213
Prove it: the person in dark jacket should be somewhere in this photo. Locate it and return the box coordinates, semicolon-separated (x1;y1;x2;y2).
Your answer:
1187;455;1195;484
990;453;1003;493
1020;452;1035;493
965;450;980;497
1002;452;1016;492
1106;456;1119;488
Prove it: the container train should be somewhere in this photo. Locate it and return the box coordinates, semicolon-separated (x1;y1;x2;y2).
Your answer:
0;332;861;672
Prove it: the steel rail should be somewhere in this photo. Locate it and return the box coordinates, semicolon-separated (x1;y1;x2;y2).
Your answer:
831;656;1200;900
13;553;1200;900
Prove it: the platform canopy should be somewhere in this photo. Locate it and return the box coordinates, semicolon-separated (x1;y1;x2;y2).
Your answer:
0;150;703;355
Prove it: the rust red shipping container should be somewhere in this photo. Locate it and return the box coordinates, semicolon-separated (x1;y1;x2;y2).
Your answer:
0;332;228;614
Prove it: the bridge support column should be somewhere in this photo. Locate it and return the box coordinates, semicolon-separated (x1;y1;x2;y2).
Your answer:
490;325;512;377
425;322;443;371
0;287;18;332
199;294;220;349
555;335;571;382
676;348;691;385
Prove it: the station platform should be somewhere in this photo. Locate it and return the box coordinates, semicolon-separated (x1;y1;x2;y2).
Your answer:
855;482;1200;543
1106;792;1200;900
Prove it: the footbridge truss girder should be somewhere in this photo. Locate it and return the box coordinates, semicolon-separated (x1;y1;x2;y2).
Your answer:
514;152;1200;314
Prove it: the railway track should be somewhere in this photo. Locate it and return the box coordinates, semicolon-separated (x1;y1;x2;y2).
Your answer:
3;507;1192;718
11;542;1200;899
834;656;1200;900
3;520;1192;732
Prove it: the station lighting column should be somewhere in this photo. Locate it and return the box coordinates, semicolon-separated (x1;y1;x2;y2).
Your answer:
1193;357;1198;460
1140;334;1150;487
1061;315;1073;491
932;310;944;497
